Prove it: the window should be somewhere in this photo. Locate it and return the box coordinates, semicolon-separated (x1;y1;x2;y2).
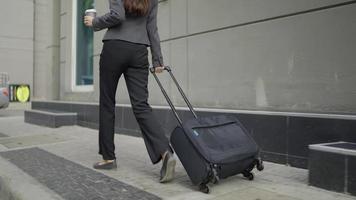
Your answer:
72;0;95;91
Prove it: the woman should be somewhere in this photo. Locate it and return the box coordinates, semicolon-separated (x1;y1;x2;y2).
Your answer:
84;0;176;183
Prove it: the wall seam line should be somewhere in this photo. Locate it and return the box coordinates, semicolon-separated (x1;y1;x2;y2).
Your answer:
161;0;356;43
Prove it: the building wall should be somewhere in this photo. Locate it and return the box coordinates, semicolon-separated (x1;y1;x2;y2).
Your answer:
59;0;101;102
0;0;33;95
153;0;356;114
53;0;356;114
29;0;356;169
33;0;60;100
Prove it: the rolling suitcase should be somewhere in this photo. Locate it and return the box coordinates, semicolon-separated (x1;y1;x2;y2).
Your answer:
150;66;264;193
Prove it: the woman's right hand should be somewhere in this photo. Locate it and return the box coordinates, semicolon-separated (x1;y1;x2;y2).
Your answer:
84;16;94;27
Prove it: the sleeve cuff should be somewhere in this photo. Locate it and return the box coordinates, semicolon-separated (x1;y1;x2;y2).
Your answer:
152;59;163;68
92;17;100;32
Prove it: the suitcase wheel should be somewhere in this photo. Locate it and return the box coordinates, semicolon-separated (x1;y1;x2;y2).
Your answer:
211;168;220;184
210;176;220;184
256;158;264;171
199;184;210;194
211;175;219;184
243;171;254;181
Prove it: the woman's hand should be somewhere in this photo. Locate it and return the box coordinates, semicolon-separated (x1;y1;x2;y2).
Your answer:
154;66;165;73
84;16;94;27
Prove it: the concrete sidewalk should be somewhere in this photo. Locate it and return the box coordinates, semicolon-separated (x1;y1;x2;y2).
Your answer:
0;112;354;200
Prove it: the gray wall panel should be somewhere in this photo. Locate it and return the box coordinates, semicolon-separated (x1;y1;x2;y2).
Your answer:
0;0;33;95
0;49;33;85
33;0;60;100
170;0;188;38
53;0;356;114
187;4;356;113
0;0;33;38
157;0;170;40
187;0;352;34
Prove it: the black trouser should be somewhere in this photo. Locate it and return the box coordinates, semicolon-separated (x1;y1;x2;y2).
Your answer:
99;40;170;164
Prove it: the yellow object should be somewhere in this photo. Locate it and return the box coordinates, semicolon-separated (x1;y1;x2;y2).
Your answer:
16;85;30;102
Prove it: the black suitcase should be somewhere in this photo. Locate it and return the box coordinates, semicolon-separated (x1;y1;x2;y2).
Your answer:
150;66;264;193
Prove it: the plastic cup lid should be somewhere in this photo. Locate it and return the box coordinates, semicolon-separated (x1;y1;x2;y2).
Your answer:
85;9;96;13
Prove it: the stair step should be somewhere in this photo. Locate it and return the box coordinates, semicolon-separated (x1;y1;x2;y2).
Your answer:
24;109;77;128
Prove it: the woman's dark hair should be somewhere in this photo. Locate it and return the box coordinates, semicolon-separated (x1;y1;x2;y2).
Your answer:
124;0;150;16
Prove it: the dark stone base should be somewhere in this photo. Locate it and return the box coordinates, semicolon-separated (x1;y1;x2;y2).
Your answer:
30;100;356;171
309;150;345;193
348;156;356;196
309;142;356;196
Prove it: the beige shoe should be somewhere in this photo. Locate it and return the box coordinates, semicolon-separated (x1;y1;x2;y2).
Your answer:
93;160;117;170
159;152;176;183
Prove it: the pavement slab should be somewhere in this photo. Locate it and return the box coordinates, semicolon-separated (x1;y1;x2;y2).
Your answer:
0;134;69;149
0;148;160;200
209;187;301;200
0;114;355;200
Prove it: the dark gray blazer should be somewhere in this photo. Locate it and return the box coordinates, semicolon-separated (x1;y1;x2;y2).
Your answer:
92;0;163;67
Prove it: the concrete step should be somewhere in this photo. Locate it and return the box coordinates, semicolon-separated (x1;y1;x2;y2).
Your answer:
24;109;77;128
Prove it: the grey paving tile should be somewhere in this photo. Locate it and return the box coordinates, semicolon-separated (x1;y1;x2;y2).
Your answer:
0;134;69;149
0;148;160;200
209;187;301;200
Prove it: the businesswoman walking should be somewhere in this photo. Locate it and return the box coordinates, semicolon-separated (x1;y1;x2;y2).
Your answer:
84;0;176;183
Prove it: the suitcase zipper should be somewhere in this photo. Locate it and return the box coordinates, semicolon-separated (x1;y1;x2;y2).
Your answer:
191;121;236;130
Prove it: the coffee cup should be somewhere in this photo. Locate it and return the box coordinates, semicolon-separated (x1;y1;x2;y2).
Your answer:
85;9;97;17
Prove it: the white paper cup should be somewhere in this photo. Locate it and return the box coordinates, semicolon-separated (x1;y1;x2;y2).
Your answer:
85;9;97;17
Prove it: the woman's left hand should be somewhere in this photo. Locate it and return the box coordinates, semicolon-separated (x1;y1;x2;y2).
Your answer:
154;66;165;73
84;16;94;27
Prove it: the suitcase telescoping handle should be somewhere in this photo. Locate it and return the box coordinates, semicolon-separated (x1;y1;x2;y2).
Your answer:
150;66;198;126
